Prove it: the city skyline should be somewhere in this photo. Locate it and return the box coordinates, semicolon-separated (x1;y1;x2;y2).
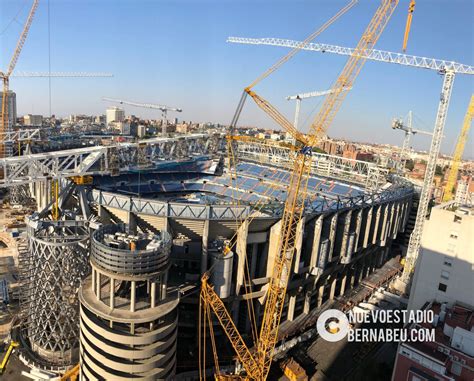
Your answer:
0;0;472;156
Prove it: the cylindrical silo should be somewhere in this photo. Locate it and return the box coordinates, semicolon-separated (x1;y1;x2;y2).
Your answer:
210;249;234;299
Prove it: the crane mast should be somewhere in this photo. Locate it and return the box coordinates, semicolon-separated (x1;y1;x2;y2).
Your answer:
442;95;474;202
201;1;400;379
1;0;39;159
399;71;455;287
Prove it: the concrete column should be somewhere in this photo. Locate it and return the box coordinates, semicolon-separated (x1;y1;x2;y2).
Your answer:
201;219;210;275
151;282;156;308
96;272;101;301
303;291;311;314
327;214;338;262
329;278;337;300
309;215;323;270
130;280;136;312
109;278;115;309
250;243;258;279
161;272;168;299
350;270;356;288
292;217;306;274
363;206;373;248
354;209;363;252
127;212;137;234
287;295;296;321
339;274;348;297
235;220;249;296
92;268;96;294
372;205;382;245
317;284;325;307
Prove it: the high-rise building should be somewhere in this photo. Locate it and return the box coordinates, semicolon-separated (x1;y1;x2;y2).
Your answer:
0;90;17;128
24;114;43;127
407;203;474;312
106;107;125;125
454;176;474;206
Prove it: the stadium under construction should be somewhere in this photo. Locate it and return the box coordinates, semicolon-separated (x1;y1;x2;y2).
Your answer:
0;133;414;378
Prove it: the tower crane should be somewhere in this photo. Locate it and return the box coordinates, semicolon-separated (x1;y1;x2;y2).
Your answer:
392;111;433;172
200;0;400;379
286;87;351;133
0;0;39;159
227;37;473;293
102;97;182;134
442;95;474;202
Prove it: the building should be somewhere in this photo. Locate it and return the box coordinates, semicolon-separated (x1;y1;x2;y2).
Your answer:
106;107;125;125
455;176;474;205
79;224;178;379
137;124;147;138
0;90;17;128
408;203;474;312
23;114;43;127
392;301;474;381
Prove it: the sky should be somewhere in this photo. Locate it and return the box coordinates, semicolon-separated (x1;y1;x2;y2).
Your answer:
0;0;473;156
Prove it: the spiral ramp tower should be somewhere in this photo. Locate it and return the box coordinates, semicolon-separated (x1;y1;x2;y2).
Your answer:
79;223;178;380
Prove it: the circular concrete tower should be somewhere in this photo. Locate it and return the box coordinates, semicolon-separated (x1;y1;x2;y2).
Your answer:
79;224;178;380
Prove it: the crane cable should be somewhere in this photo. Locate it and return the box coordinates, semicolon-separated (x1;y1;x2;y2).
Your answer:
247;0;358;90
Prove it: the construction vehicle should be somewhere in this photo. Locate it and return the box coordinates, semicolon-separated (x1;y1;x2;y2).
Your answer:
442;95;474;202
0;341;19;374
199;0;402;379
102;97;182;134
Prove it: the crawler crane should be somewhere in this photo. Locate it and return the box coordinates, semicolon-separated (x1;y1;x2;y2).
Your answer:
442;95;474;202
199;0;401;379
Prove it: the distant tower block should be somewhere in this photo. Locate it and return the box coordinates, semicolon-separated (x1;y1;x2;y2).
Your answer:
21;217;90;367
79;224;178;380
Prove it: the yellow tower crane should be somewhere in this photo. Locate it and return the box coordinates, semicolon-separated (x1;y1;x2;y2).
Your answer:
0;0;39;159
200;0;401;379
442;95;474;202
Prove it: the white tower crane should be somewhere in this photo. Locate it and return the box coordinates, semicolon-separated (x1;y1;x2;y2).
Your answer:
286;88;351;133
102;97;182;134
227;36;473;294
392;111;433;172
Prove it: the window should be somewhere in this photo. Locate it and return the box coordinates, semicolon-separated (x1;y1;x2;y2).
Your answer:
438;283;448;292
443;257;453;267
449;232;458;239
441;270;450;280
451;362;462;376
447;243;456;253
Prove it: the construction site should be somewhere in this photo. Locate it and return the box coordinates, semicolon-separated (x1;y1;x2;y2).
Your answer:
0;0;472;380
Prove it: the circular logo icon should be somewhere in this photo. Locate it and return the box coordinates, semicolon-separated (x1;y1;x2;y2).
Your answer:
317;309;350;342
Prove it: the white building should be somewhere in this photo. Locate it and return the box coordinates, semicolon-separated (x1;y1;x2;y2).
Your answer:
24;114;43;127
454;176;473;206
408;203;474;311
106;107;125;125
0;91;17;128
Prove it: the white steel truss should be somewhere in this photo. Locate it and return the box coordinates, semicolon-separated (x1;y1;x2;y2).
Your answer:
227;37;474;74
0;133;226;186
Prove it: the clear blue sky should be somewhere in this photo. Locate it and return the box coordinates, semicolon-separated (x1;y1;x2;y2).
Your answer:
0;0;473;156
